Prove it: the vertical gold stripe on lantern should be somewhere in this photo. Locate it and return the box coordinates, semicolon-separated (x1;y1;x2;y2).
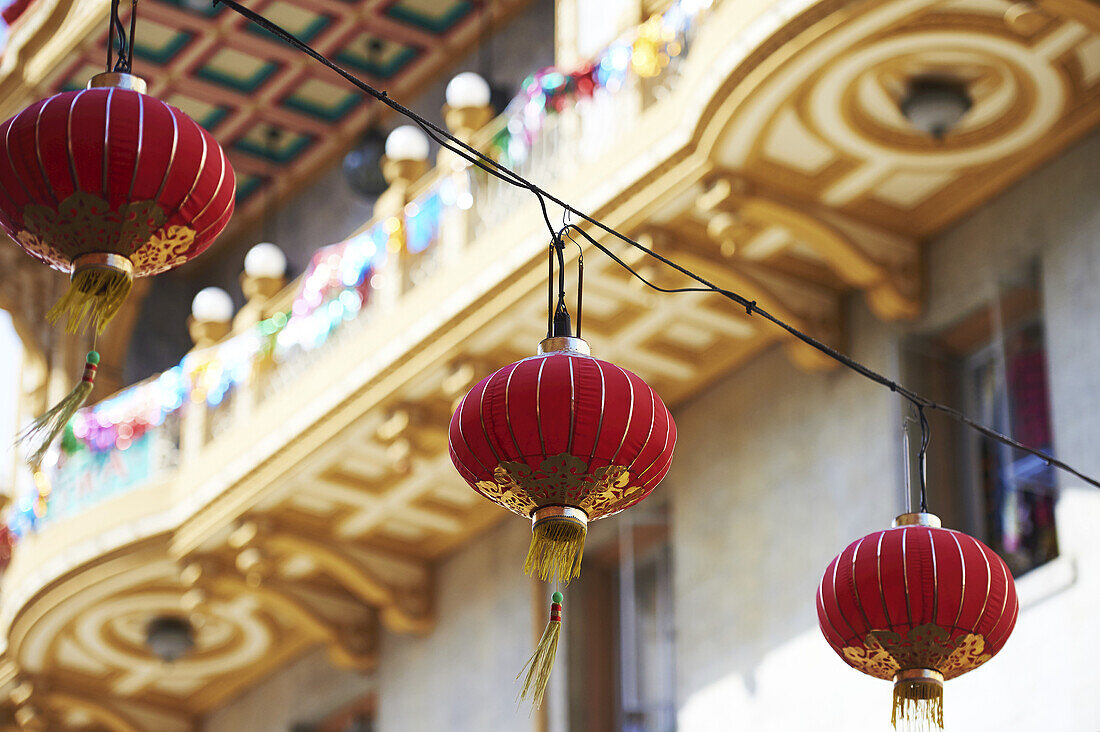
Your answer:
34;97;60;204
455;391;491;474
566;356;575;454
476;378;502;464
152;108;179;203
504;363;524;459
192;138;231;239
102;88;114;199
4;110;34;203
609;364;635;465
623;384;657;479
950;532;966;632
929;529;939;623
817;571;845;646
127;93;144;200
633;392;673;483
163;120;207;226
850;537;873;631
536;357;547;456
832;554;859;644
972;535;992;629
902;528;913;628
877;531;892;630
586;358;607;472
65;90;86;190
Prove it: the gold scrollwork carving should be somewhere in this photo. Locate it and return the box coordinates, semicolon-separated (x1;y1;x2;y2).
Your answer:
16;191;196;274
473;452;638;520
841;623;993;680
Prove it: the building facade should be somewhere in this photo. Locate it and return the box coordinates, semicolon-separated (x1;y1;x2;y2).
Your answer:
0;0;1098;730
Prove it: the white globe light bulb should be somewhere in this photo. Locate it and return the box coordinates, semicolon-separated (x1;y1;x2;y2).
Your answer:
244;242;287;278
446;72;492;109
191;287;234;322
384;125;430;162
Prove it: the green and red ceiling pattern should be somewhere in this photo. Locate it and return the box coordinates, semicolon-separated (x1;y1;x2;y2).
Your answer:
46;0;522;241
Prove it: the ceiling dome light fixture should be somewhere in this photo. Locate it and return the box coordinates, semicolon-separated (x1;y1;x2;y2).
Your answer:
145;616;195;663
899;76;973;139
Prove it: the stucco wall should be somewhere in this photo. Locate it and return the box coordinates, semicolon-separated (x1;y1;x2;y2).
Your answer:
672;128;1100;731
375;518;541;732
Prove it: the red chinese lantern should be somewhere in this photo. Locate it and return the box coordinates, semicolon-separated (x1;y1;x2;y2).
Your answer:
449;334;676;706
817;512;1018;730
0;524;14;572
0;72;235;464
0;72;235;334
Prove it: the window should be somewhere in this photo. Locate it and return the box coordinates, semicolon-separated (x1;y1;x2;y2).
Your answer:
566;503;676;732
909;265;1058;577
962;318;1058;576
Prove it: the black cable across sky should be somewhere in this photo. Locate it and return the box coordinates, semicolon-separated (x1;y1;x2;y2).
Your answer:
212;0;1100;493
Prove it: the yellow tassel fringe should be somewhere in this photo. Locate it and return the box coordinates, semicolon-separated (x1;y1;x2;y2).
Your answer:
892;678;944;731
18;379;93;467
47;266;133;334
518;613;561;710
524;518;586;584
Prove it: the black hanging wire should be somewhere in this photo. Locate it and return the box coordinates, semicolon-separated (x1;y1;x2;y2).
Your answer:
917;405;930;512
903;402;931;512
212;0;1100;493
106;0;135;73
127;0;138;71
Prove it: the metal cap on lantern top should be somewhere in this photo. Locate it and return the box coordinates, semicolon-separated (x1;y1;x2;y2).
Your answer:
816;512;1018;730
0;71;236;334
448;336;676;583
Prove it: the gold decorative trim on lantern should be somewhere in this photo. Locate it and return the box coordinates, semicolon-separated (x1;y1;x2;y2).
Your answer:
87;72;148;93
893;512;942;528
841;624;992;681
474;453;633;519
538;336;591;356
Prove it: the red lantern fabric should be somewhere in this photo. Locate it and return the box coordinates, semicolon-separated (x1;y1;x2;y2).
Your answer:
0;81;235;278
448;342;676;522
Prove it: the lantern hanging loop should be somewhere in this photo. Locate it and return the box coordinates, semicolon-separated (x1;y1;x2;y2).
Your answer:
901;415;915;514
902;402;928;510
106;0;138;74
562;224;584;338
546;225;584;340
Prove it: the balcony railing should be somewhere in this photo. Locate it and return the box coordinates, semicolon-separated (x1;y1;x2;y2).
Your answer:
8;0;714;537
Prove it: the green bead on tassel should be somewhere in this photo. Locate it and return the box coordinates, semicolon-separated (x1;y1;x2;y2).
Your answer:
18;351;99;466
518;590;564;710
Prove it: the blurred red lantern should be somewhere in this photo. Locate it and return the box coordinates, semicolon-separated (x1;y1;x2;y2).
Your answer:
448;335;676;707
817;512;1018;730
0;524;14;572
0;72;235;334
